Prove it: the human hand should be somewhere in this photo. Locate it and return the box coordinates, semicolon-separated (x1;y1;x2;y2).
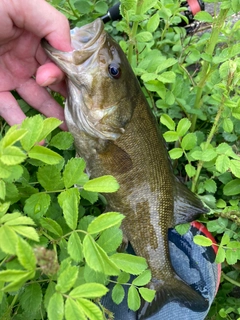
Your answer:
0;0;72;130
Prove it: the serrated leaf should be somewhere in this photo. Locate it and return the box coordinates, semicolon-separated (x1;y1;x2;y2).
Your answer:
58;188;80;230
132;270;151;286
112;284;125;304
223;118;233;133
11;226;39;242
169;148;183;160
202;149;217;162
220;233;230;246
128;285;141;311
37;165;64;191
2;270;34;292
97;226;123;254
5;215;35;226
40;217;63;236
83;234;120;276
49;132;74;150
163;131;179;142
185;164;196;178
0;269;30;282
83;175;119;193
28;146;62;164
16;237;36;271
78;297;103;320
117;271;130;284
147;12;159;32
0;225;18;254
176;118;191;136
216;154;230;173
1;126;27;148
0;146;26;165
204;179;217;193
65;298;86;320
44;282;56;309
24;193;51;220
3;164;23;182
215;246;226;264
194;11;213;23
230;160;240;178
67;232;83;262
95;1;108;13
20;115;43;150
160;114;175;130
0;201;10;217
56;265;78;293
157;71;176;83
193;235;213;247
181;133;197;150
80;190;98;204
63;158;86;188
175;223;190;235
223;179;240;196
139;287;155;302
0;180;6;200
70;283;108;299
48;292;64;320
135;31;153;42
110;253;148;275
38;118;63;141
19;283;42;314
87;212;124;234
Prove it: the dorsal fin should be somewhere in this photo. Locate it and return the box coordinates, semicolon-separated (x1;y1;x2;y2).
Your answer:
173;177;209;226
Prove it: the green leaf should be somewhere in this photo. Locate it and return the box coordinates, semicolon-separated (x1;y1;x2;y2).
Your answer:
19;283;42;314
220;233;230;246
160;114;175;130
215;246;226;264
83;175;119;193
0;225;18;254
74;0;92;14
157;71;176;83
0;146;26;165
128;285;141;311
67;232;83;262
185;164;196;178
223;179;240;196
194;11;213;23
38;117;63;141
181;133;197;150
65;298;86;320
70;283;108;299
139;287;155;302
117;272;130;284
87;212;124;234
83;234;120;276
0;269;31;282
24;193;51;220
223;118;233;133
11;226;39;242
40;217;63;236
176;118;191;137
20;115;43;150
175;223;190;235
44;282;56;309
1;126;27;148
56;265;78;293
132;270;151;286
193;235;213;247
80;190;98;204
230;160;240;178
63;158;86;188
95;1;108;14
202;149;217;162
110;253;148;275
112;284;125;304
169;148;183;160
0;180;6;200
77;297;103;320
135;31;153;42
49;132;74;150
163;131;179;142
28;146;62;164
48;292;64;320
147;12;159;32
0;201;10;218
140;0;157;13
2;164;23;182
216;154;230;173
97;226;123;253
58;188;80;230
2;270;34;292
16;237;36;271
204;179;217;193
37;165;64;191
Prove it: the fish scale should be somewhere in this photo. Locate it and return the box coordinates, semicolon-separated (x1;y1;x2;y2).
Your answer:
42;18;209;319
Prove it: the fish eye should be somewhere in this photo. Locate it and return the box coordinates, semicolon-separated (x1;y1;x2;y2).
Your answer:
108;63;121;79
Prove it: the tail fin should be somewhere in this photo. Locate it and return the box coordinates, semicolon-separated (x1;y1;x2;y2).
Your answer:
137;275;208;319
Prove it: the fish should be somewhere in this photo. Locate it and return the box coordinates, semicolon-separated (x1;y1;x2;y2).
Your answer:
42;19;209;319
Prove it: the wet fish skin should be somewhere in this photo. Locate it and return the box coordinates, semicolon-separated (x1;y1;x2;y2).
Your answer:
42;19;209;318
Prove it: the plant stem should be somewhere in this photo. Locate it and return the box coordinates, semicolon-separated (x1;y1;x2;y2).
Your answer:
190;8;229;132
127;0;144;64
222;272;240;288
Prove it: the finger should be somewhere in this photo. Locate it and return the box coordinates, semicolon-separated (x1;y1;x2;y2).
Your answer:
8;0;72;52
16;78;68;131
0;92;27;126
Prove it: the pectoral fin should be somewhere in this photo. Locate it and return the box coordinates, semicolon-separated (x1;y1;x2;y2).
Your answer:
173;178;209;226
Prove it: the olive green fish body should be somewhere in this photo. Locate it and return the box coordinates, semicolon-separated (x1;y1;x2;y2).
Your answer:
42;19;209;318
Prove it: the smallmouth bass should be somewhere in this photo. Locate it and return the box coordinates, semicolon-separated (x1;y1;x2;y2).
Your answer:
42;19;209;319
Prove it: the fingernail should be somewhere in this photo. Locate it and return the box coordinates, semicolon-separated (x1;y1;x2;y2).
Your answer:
40;77;58;87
